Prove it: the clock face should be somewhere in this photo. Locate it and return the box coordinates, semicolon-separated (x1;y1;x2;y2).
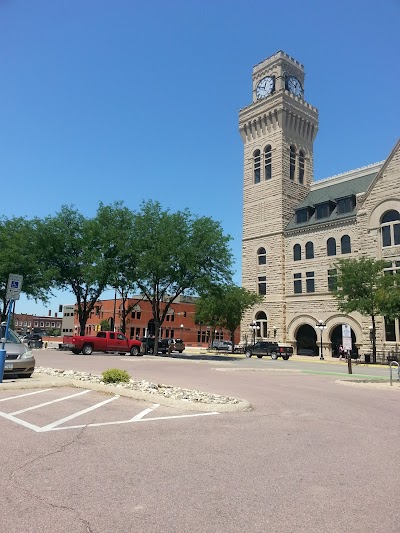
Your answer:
256;76;274;99
287;76;303;97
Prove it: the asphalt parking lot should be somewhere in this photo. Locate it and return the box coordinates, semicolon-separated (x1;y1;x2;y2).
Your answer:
1;350;400;533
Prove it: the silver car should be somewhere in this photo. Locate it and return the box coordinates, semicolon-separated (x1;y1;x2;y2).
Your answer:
1;325;35;378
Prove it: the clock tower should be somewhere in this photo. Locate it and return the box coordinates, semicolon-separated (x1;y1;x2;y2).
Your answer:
239;51;319;341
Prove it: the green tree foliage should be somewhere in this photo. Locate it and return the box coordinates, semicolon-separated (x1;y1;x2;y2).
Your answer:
95;202;140;334
333;257;389;363
195;285;262;351
0;216;52;321
99;319;111;331
39;205;117;335
132;201;233;353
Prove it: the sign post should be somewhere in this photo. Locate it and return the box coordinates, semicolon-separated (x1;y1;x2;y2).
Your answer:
0;274;23;383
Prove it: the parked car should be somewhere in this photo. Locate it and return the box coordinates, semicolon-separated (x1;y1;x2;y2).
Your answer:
158;338;185;354
1;324;35;378
244;341;293;360
234;342;246;353
211;340;233;351
22;333;43;348
140;338;185;354
140;337;156;354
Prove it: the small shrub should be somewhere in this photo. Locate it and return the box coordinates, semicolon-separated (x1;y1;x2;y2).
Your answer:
102;368;130;384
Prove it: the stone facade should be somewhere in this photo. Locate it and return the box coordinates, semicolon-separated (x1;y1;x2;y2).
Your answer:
240;50;400;360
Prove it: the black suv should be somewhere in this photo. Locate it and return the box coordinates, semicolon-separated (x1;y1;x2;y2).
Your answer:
244;341;292;360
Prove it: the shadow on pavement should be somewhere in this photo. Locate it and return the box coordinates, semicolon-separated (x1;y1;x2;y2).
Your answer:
154;353;240;362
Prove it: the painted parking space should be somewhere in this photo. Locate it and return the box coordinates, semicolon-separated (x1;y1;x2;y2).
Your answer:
0;387;219;433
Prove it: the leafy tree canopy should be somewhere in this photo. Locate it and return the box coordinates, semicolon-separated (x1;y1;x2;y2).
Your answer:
334;257;389;317
195;285;262;350
132;201;233;349
333;257;391;364
38;205;119;335
0;216;53;320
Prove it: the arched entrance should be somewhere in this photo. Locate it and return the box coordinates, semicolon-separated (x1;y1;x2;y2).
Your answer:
330;325;358;357
296;324;318;356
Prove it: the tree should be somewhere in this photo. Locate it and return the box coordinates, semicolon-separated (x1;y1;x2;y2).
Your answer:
39;205;117;335
132;201;233;354
0;216;53;321
95;202;140;334
99;319;111;331
195;285;262;352
333;257;389;364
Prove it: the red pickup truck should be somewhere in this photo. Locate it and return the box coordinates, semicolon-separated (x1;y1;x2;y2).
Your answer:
64;331;142;356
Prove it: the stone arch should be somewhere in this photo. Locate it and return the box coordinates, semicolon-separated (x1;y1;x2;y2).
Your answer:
368;199;400;230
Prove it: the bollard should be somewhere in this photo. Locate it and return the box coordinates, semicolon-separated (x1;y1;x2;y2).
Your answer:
347;354;353;375
0;347;5;383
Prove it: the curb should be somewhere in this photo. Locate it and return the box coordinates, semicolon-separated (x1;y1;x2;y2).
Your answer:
0;375;252;413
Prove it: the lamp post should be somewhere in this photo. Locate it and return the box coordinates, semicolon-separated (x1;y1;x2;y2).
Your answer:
315;320;327;360
180;324;184;340
369;325;376;364
249;320;260;345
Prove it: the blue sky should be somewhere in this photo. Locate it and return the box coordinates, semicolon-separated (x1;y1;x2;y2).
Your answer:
1;0;399;316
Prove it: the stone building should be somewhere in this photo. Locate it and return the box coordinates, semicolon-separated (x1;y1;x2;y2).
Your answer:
239;50;400;359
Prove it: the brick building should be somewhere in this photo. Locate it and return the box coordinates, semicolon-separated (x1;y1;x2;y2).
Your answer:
14;311;62;336
240;50;399;359
64;295;237;347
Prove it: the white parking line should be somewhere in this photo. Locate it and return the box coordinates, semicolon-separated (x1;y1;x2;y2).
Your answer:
0;411;42;432
130;403;160;421
40;395;120;431
0;389;52;402
47;410;219;431
9;389;91;415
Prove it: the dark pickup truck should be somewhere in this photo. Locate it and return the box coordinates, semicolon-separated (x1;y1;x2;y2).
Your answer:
244;341;293;360
140;338;185;355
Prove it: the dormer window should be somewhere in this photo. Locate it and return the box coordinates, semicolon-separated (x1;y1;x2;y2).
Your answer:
296;207;314;224
337;196;355;215
315;201;335;220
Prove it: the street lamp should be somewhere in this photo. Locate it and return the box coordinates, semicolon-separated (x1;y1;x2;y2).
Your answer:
180;324;184;339
315;320;327;360
249;320;260;344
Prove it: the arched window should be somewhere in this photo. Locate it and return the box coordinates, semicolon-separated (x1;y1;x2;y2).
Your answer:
293;243;301;261
341;235;351;254
253;149;261;184
298;150;305;184
305;241;314;259
327;238;336;256
289;145;296;180
264;145;272;180
255;311;268;338
257;247;267;265
381;210;400;247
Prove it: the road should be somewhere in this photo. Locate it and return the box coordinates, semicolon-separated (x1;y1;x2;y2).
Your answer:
0;349;399;532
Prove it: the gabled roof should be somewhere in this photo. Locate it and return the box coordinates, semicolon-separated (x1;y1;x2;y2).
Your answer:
286;162;383;231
